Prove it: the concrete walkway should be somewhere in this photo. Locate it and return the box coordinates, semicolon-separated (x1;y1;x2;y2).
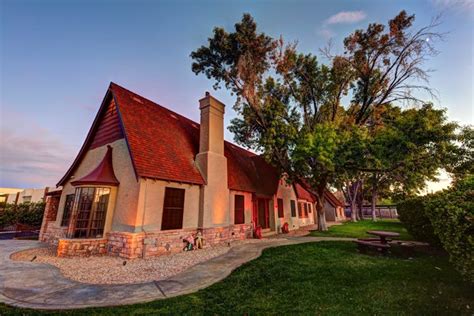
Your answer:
0;236;353;310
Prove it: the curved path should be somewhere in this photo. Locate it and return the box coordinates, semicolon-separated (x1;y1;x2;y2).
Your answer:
0;236;353;310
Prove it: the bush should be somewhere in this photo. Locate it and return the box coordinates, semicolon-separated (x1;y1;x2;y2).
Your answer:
397;197;441;246
0;202;45;229
426;176;474;282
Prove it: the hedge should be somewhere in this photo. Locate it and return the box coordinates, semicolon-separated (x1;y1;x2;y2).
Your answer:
0;202;45;229
426;176;474;282
397;197;441;246
398;176;473;282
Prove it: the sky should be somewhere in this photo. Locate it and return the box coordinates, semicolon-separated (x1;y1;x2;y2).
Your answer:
1;0;473;189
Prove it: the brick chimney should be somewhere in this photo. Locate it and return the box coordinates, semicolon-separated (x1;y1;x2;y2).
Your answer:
196;92;229;227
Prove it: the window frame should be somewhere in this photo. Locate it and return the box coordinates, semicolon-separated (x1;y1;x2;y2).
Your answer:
70;187;111;239
61;194;75;227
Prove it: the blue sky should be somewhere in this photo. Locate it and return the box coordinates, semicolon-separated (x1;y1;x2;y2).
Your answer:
1;0;473;188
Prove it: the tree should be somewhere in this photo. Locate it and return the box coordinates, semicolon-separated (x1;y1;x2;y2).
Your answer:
446;125;474;181
364;104;457;220
191;12;442;230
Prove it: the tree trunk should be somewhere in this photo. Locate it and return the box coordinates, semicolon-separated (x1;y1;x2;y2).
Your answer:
350;199;358;222
316;199;328;231
356;181;363;221
371;183;378;221
315;183;328;231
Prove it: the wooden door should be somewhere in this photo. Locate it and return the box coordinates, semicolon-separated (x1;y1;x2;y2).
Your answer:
257;198;270;229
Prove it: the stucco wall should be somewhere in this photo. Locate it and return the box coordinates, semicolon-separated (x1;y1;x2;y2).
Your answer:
298;199;315;227
133;178;201;232
52;138;140;234
324;201;336;221
274;179;300;231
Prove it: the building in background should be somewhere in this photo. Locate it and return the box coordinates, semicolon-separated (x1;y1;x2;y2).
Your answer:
1;187;54;206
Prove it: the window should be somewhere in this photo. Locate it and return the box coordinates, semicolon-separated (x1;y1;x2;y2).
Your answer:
23;196;32;203
72;187;110;238
61;194;75;226
308;203;312;213
234;194;245;224
161;187;185;230
290;200;296;217
304;203;308;217
298;202;303;217
277;198;284;218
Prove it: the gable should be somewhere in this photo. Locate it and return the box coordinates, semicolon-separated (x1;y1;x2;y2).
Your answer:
58;82;283;195
90;100;124;149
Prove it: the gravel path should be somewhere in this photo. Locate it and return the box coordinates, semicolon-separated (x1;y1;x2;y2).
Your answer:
10;239;272;285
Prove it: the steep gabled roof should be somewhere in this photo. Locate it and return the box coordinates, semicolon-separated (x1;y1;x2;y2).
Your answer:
324;190;345;207
294;183;316;203
57;82;282;196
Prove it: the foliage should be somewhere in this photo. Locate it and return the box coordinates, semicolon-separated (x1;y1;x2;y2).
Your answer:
446;125;474;180
0;202;45;229
191;12;446;229
309;219;412;240
3;242;473;315
426;176;474;282
397;197;440;245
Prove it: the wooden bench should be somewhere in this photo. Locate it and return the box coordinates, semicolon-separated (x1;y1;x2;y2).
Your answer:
354;239;390;254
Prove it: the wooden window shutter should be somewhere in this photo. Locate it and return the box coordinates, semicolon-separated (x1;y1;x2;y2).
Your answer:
161;187;185;230
304;203;308;217
298;202;302;217
290;200;296;217
277;198;284;218
234;194;245;224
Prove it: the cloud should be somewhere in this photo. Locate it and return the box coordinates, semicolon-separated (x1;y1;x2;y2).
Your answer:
325;10;367;25
0;112;76;188
431;0;474;11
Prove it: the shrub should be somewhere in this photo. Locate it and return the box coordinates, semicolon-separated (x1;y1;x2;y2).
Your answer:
0;202;45;229
426;176;474;282
397;197;441;246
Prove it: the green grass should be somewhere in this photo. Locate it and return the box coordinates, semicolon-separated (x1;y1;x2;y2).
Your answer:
310;219;413;240
1;241;472;315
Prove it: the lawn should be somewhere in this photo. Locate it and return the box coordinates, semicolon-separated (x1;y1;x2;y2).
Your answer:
1;241;472;315
310;219;413;240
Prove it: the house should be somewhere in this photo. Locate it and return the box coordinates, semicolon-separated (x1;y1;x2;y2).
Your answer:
39;83;323;259
1;187;53;206
323;191;346;222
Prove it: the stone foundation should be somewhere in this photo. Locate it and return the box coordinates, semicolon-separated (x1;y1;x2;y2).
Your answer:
48;224;253;259
57;238;108;257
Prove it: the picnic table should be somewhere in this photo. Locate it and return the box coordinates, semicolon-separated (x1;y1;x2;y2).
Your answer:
354;230;400;254
366;230;400;244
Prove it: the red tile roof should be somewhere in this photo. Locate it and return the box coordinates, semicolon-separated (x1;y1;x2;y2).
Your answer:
58;82;284;197
324;190;345;207
294;183;316;202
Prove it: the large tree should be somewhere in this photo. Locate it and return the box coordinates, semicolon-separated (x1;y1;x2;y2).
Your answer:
191;12;442;230
363;104;457;220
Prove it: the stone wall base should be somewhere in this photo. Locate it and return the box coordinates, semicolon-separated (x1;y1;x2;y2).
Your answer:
48;224;253;259
57;238;108;257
